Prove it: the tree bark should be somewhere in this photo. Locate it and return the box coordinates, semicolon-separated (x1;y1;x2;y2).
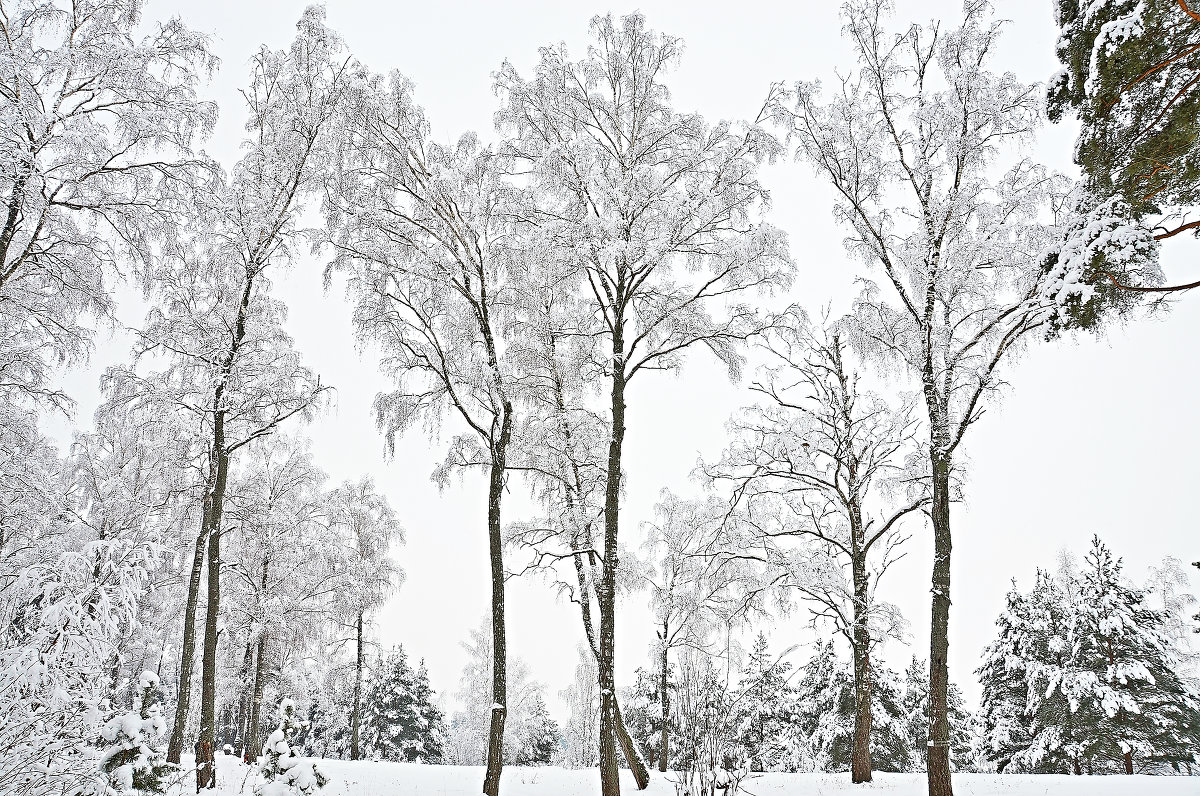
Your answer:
166;481;213;763
244;629;268;762
926;453;954;796
1123;750;1134;775
850;550;873;784
197;420;230;790
234;635;255;758
482;413;512;796
350;611;364;761
598;345;626;796
574;545;650;787
659;620;670;773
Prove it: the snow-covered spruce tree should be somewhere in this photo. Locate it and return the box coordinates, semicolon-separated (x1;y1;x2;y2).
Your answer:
731;633;794;772
97;671;172;795
511;694;560;766
1046;0;1200;298
496;14;793;793
324;59;530;796
0;0;215;414
362;646;446;763
1073;537;1200;773
707;315;925;783
777;4;1071;792
256;699;326;796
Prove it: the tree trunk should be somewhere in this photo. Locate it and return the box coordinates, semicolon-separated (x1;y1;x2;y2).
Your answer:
850;551;873;784
234;635;255;757
659;620;670;773
575;550;649;787
244;629;268;762
350;611;364;760
166;487;213;763
482;416;512;796
598;351;626;796
1073;759;1082;776
197;429;230;791
926;453;954;796
1123;750;1133;775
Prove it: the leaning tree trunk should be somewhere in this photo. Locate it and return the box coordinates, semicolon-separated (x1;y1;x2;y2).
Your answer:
573;543;650;787
350;611;364;760
598;350;627;796
166;475;215;763
850;550;874;784
197;424;230;791
482;416;512;796
926;451;954;796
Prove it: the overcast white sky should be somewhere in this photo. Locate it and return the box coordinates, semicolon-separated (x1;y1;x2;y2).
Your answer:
44;0;1199;717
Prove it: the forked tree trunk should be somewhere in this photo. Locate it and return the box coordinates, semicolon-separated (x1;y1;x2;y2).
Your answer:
850;551;873;784
573;544;650;787
598;349;627;796
197;423;230;791
926;452;954;796
482;415;512;796
350;611;364;760
166;481;214;763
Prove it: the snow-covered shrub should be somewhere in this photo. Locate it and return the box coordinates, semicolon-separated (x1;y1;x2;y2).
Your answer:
97;671;173;795
256;699;327;796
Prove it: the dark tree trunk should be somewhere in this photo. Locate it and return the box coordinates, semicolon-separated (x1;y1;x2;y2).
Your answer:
244;629;268;762
350;611;364;760
1123;750;1134;775
574;544;649;787
482;414;512;796
850;548;873;784
926;452;953;796
659;620;670;773
598;349;626;796
234;635;255;757
166;486;213;763
1073;759;1082;776
197;421;230;791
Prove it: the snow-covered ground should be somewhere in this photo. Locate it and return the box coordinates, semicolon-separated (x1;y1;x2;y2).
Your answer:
174;755;1198;796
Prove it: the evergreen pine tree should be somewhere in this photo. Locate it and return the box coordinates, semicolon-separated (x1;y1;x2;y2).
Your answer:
1073;537;1200;773
515;694;560;765
978;537;1200;774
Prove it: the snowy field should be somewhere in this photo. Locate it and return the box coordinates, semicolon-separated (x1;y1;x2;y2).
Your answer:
175;756;1198;796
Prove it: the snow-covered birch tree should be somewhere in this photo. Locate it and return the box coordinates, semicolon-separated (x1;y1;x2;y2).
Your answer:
776;3;1071;793
495;15;793;793
112;8;350;778
323;68;525;796
706;313;925;783
0;0;215;414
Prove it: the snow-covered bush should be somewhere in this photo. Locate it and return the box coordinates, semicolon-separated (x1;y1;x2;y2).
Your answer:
97;671;173;795
256;699;327;796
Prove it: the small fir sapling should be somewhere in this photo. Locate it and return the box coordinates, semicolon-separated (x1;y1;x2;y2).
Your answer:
256;699;327;796
97;671;173;795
